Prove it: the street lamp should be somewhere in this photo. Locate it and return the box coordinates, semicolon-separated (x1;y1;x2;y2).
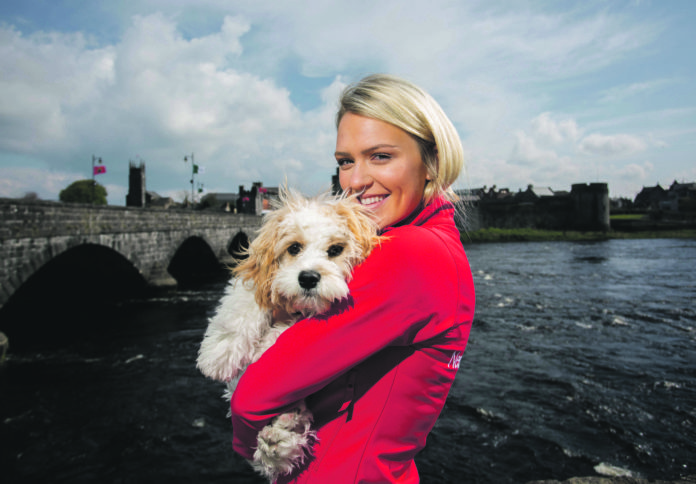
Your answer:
183;153;197;207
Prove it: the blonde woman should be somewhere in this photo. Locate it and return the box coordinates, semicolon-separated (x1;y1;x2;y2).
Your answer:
231;74;476;483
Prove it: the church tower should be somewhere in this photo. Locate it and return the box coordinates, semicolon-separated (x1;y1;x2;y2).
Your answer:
126;161;146;207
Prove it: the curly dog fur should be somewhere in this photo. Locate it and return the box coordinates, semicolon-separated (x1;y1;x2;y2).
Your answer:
197;188;378;481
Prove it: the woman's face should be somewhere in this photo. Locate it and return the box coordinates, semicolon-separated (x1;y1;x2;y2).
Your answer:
335;112;430;229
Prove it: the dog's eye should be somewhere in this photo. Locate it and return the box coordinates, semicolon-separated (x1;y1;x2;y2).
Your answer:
287;242;302;256
327;244;344;258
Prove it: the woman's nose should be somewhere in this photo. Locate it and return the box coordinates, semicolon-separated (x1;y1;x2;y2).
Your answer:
346;160;372;193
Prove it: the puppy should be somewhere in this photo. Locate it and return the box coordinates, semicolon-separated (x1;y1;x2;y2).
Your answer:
197;188;378;482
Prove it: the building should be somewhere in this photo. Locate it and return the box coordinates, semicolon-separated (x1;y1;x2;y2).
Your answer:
236;182;279;215
634;184;666;210
634;181;696;213
125;161;174;209
199;192;239;212
460;182;610;232
126;161;146;207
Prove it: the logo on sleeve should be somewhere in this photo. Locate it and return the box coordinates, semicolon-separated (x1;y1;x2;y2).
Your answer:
448;351;463;370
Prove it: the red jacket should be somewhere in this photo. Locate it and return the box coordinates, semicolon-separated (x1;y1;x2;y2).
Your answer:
230;197;475;483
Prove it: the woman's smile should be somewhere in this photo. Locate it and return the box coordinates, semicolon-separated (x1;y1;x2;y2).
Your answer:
358;194;388;207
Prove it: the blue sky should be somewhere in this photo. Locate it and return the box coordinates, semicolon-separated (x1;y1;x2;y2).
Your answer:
1;0;694;204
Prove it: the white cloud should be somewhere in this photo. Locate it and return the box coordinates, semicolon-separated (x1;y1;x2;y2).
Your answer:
530;112;580;145
0;166;82;199
0;25;115;153
511;131;561;166
0;14;343;201
615;161;654;181
578;133;647;156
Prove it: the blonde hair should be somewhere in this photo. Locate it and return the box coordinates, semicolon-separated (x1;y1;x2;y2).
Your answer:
336;74;464;204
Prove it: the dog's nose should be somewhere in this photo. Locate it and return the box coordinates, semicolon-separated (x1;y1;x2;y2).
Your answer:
298;270;321;290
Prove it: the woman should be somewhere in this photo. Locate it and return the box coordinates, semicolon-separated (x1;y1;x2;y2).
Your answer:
230;74;476;483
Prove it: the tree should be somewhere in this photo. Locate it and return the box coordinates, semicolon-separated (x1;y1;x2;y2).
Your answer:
59;179;108;205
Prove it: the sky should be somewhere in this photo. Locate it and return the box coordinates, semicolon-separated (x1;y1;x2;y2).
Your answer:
1;0;694;205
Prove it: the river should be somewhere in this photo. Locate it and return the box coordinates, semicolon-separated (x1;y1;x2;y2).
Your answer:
1;238;694;483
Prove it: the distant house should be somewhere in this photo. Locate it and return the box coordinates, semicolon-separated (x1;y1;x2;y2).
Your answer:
664;181;696;212
237;182;279;215
634;181;696;212
478;185;513;200
515;185;556;203
199;192;239;212
146;191;175;209
634;184;666;210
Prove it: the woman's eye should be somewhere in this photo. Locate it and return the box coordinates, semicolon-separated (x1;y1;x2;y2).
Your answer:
372;153;391;162
287;243;302;256
336;158;353;168
327;244;344;257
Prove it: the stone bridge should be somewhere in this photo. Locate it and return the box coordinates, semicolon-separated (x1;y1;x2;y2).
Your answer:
0;198;263;310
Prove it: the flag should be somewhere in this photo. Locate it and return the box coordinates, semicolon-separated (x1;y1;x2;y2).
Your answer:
193;164;199;174
93;165;106;175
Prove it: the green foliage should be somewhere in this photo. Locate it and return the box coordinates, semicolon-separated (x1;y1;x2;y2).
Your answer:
462;227;696;243
59;179;108;205
610;214;645;221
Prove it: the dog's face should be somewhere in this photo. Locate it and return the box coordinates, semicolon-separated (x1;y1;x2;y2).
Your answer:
235;190;378;316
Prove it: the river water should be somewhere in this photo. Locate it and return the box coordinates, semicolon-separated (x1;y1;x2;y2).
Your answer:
1;238;694;483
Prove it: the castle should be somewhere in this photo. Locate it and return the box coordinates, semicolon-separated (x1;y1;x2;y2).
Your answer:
457;183;610;232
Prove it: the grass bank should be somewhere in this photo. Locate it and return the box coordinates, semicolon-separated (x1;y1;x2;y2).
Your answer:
462;227;696;243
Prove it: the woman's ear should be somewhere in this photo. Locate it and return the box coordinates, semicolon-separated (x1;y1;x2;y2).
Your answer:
427;146;439;181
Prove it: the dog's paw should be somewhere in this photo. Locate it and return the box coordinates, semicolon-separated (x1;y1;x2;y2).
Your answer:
251;405;316;481
196;330;247;382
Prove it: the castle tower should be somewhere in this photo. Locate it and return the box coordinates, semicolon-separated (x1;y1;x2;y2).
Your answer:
126;161;146;207
571;183;609;231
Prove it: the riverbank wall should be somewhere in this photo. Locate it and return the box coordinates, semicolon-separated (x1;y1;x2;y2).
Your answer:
527;475;696;484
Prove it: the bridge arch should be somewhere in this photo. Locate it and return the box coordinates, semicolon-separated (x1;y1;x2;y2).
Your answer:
167;235;229;289
0;243;148;348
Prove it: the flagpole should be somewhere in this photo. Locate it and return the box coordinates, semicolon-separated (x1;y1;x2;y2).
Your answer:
184;153;195;208
91;155;102;204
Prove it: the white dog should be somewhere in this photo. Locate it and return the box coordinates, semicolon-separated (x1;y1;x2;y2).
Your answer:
197;188;378;482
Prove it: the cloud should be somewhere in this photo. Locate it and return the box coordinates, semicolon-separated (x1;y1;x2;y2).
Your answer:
0;166;82;199
0;25;115;153
578;133;648;156
511;131;561;166
530;112;580;145
508;111;659;194
615;161;654;181
0;13;344;201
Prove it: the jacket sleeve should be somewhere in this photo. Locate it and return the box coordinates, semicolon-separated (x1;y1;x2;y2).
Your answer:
229;225;468;459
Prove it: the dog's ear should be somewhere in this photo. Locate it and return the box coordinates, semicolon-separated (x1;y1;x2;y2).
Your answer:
233;217;281;312
335;197;380;259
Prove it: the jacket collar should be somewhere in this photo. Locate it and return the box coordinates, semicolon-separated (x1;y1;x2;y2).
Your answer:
380;196;454;234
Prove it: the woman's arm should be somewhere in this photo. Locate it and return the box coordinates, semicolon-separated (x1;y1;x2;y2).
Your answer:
230;226;472;458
